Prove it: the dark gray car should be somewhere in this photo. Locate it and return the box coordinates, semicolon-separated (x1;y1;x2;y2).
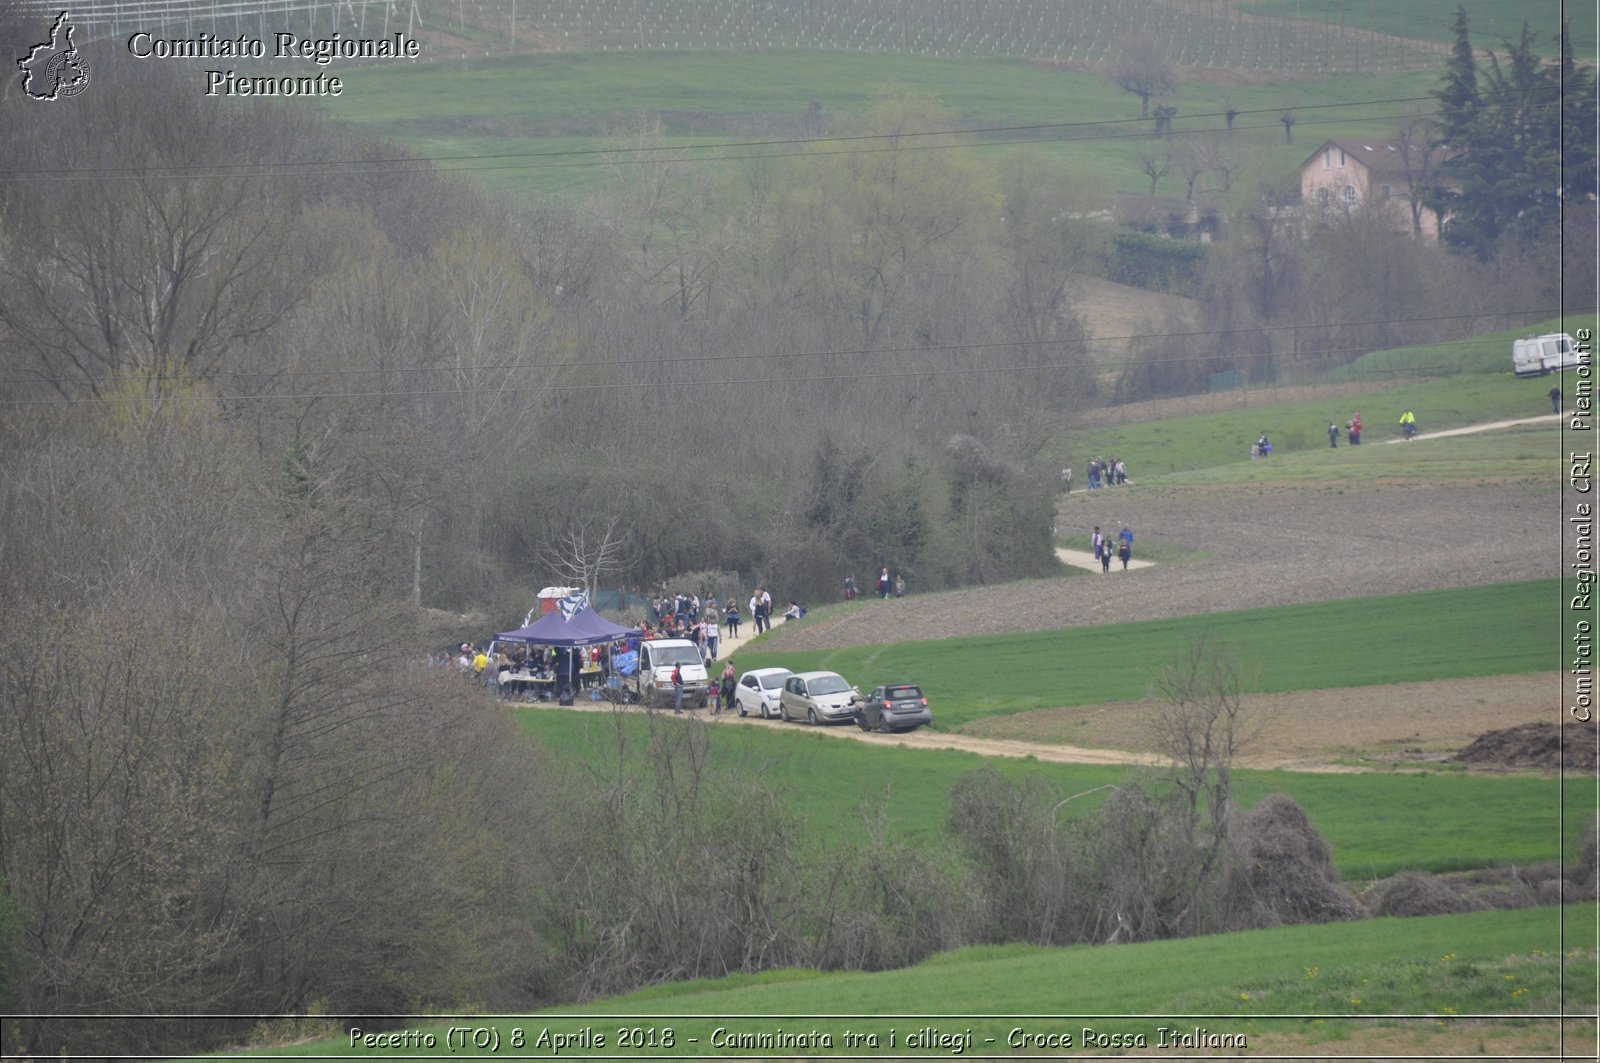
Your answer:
855;684;931;733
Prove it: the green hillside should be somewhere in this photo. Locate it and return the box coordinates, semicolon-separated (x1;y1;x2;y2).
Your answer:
218;906;1596;1058
320;51;1442;200
732;581;1563;730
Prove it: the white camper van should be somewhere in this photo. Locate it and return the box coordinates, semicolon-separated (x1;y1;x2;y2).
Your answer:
1512;332;1583;377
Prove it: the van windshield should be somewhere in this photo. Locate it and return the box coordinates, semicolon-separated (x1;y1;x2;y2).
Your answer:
653;644;702;667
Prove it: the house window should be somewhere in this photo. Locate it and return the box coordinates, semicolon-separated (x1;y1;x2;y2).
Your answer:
1338;149;1347;166
1316;187;1330;207
1340;185;1357;207
1323;150;1331;170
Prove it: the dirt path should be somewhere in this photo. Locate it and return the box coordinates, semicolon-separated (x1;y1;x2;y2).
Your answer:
1381;413;1560;443
522;672;1564;773
1054;545;1156;571
523;694;1166;767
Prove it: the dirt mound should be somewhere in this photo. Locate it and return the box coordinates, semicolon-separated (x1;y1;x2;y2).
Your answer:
1453;720;1599;772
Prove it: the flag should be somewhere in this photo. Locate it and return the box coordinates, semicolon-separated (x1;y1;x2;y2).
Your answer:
558;590;589;622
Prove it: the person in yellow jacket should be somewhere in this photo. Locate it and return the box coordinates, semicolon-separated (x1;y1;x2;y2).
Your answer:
1399;409;1417;440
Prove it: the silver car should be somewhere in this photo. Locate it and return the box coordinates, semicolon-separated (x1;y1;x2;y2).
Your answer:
778;670;860;726
733;667;792;719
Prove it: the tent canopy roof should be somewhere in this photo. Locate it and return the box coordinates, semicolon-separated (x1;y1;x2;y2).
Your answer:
494;606;639;647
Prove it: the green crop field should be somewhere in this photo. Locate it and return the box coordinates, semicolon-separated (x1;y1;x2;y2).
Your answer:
215;906;1595;1058
732;581;1563;730
1244;0;1595;56
517;705;1585;878
320;51;1442;201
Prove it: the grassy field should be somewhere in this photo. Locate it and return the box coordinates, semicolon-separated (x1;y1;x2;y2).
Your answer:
517;704;1584;878
226;906;1595;1058
1243;0;1595;56
731;581;1563;730
319;50;1442;201
1324;312;1598;380
1076;372;1568;477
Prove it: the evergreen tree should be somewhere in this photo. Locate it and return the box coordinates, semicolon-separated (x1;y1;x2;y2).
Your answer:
1433;19;1569;258
1433;4;1480;144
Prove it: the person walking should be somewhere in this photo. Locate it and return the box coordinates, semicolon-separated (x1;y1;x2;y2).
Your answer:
1101;541;1113;573
719;661;736;717
725;600;740;637
1061;466;1072;493
1091;526;1103;564
671;663;684;714
704;615;720;660
844;574;857;600
876;567;892;599
749;591;762;634
1349;413;1362;445
1551;386;1563;414
1328;422;1339;448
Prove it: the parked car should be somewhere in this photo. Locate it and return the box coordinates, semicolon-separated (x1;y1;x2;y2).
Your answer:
855;684;932;733
778;670;860;725
733;667;793;719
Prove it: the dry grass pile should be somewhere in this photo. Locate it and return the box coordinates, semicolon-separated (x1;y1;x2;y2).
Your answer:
1224;793;1365;928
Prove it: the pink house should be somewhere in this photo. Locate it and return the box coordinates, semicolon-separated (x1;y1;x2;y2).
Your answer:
1299;138;1449;239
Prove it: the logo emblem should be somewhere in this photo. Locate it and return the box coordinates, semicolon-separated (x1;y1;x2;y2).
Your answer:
19;11;91;100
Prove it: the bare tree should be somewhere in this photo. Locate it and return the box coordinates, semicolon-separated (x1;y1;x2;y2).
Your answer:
1147;632;1260;857
537;514;638;596
1107;34;1178;119
1137;147;1172;196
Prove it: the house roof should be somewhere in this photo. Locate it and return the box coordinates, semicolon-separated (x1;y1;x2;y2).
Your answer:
1301;138;1438;179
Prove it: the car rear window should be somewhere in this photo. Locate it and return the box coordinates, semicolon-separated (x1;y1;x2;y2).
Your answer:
886;686;923;700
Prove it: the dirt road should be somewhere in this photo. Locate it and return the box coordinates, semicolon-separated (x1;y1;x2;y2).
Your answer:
533;670;1562;774
1381;412;1561;442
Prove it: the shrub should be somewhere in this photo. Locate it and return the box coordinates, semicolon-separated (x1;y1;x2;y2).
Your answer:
1223;794;1365;928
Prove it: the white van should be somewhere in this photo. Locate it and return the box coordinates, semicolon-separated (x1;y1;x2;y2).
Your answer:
1512;332;1584;377
631;638;709;707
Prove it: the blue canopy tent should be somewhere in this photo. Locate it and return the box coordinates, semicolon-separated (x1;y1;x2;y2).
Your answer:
493;606;640;648
492;607;642;703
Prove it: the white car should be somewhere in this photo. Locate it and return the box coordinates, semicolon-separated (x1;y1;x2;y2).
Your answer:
778;670;861;726
733;667;792;719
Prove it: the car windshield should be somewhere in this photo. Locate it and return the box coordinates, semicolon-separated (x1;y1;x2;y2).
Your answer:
886;686;923;700
807;675;851;695
759;673;788;690
654;645;702;666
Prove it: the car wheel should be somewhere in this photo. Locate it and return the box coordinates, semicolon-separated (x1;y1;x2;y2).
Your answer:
856;712;870;731
737;701;748;718
779;703;790;722
807;707;819;726
876;716;891;734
